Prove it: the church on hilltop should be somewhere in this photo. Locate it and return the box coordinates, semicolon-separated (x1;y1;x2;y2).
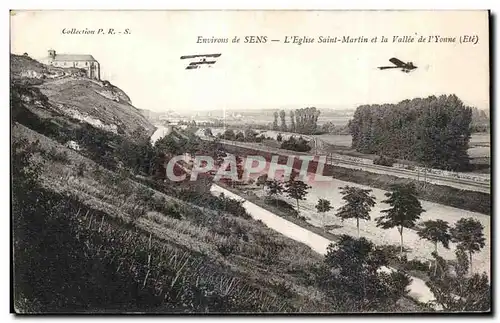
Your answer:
42;49;100;80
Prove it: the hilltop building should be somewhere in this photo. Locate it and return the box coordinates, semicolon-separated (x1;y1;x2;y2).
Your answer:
42;49;100;80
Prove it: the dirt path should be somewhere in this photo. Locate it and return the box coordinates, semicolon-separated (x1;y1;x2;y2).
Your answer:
210;184;436;305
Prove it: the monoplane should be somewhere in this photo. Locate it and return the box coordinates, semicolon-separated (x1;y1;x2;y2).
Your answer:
378;57;417;73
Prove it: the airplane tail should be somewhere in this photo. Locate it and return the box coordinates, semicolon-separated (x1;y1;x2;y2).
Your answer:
378;66;400;70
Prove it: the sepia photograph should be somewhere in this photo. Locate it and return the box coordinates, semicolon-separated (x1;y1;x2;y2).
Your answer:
9;9;491;314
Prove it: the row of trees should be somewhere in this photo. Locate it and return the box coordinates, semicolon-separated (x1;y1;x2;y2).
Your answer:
270;178;490;311
262;178;486;274
272;107;321;135
349;95;473;171
214;128;271;143
326;184;485;274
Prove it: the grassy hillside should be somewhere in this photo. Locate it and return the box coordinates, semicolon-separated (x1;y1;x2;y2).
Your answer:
12;121;341;312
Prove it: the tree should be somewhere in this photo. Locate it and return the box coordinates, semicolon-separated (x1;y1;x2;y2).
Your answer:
289;110;296;133
316;199;333;233
320;235;411;311
450;218;486;274
426;249;490;311
214;149;227;168
272;111;279;131
376;183;424;259
221;129;236;141
244;128;257;142
336;186;376;238
276;133;283;142
284;173;311;215
234;131;245;142
154;133;183;156
293;107;321;135
203;128;213;137
279;110;287;132
280;136;311;152
265;179;284;206
321;121;336;133
417;220;451;274
235;155;244;182
256;174;268;191
417;220;451;254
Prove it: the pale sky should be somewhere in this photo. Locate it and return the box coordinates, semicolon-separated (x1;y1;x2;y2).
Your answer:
11;10;489;112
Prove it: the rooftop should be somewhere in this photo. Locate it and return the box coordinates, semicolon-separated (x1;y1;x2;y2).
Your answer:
49;54;97;62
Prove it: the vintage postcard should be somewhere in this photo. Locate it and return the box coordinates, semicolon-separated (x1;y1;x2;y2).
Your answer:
10;10;491;314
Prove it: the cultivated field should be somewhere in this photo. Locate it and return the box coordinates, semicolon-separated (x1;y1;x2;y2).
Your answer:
470;133;491;145
314;134;352;147
468;133;491;158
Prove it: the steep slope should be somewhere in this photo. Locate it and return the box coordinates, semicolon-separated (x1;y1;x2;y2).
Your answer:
11;54;155;138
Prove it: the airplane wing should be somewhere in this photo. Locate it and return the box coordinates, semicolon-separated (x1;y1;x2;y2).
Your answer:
389;57;406;67
189;61;217;65
180;53;222;59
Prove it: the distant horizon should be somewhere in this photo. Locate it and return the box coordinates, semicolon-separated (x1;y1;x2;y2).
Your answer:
11;11;489;114
137;94;489;115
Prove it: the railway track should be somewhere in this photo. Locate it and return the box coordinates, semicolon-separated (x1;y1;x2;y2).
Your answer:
204;138;490;194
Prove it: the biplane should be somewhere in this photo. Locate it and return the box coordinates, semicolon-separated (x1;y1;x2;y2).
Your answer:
378;57;417;73
180;53;222;70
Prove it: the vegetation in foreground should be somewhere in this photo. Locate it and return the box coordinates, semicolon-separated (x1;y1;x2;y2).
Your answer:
12;133;325;312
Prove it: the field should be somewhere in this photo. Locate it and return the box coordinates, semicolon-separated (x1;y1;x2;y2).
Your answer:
468;133;491;158
468;147;490;158
241;175;491;279
469;133;491;145
314;134;352;147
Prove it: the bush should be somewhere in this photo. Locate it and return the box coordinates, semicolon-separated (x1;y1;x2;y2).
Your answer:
210;216;248;241
402;258;431;273
269;279;294;299
373;155;395;167
264;197;299;217
280;136;311;152
76;162;87;177
378;244;409;262
216;237;237;257
137;188;155;205
162;202;183;219
47;147;70;163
